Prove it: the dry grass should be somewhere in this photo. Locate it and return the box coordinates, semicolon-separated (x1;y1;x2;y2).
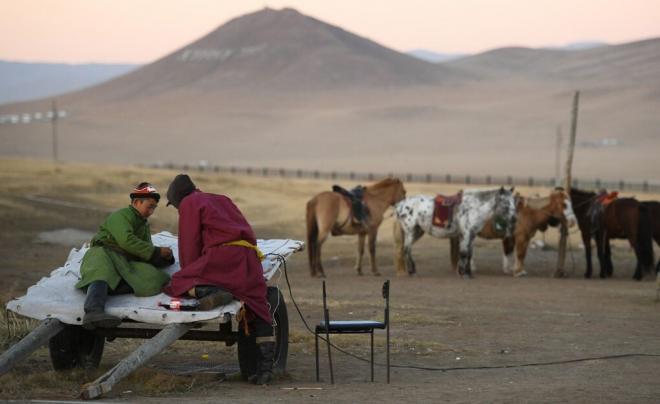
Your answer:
1;158;659;400
0;306;37;349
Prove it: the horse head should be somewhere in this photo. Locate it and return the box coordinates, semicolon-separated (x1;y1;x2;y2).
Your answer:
370;177;406;206
550;189;577;228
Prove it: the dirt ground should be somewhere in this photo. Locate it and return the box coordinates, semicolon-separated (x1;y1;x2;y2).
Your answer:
1;159;659;403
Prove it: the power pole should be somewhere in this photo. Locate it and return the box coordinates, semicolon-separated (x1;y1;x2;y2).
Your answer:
555;125;562;187
555;91;579;277
51;99;59;162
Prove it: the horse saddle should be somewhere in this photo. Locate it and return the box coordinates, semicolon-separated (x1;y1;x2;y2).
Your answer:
332;185;370;226
589;191;618;235
433;192;462;228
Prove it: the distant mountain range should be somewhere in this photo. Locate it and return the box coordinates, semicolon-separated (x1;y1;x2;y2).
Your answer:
0;61;138;105
407;41;608;64
1;8;658;181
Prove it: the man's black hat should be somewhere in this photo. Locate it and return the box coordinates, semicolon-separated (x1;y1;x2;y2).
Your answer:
166;174;196;208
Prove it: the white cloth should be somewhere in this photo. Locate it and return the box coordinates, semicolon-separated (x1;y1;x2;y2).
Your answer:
6;232;303;325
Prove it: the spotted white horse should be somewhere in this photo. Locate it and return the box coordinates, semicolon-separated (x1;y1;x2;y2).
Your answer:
393;187;517;277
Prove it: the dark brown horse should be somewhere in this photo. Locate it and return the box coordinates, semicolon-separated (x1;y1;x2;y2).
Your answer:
570;188;599;278
591;197;654;280
641;201;660;272
306;178;406;277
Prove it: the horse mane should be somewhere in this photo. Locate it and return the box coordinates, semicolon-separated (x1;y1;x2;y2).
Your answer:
462;188;507;200
367;177;401;190
571;187;596;197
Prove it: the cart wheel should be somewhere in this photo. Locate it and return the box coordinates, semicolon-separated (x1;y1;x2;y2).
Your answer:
237;286;289;379
49;324;105;370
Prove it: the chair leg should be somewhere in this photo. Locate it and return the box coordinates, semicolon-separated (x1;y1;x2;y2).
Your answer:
386;325;390;384
370;330;374;382
315;332;320;382
325;331;334;384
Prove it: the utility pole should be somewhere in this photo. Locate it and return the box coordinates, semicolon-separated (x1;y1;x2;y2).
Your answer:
555;125;562;187
51;99;59;162
555;91;579;277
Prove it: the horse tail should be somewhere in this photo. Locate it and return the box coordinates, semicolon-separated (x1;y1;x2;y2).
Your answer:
637;204;655;273
306;199;318;275
392;219;406;275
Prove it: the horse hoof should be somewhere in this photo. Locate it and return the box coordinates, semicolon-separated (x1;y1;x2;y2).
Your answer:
514;271;527;278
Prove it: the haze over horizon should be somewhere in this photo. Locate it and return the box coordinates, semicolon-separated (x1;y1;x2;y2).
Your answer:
1;1;659;64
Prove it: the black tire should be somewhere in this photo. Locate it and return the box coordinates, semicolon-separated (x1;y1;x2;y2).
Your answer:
270;286;289;374
48;324;105;370
237;286;289;379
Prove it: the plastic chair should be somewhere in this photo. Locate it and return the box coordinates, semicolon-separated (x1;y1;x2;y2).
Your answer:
315;280;390;383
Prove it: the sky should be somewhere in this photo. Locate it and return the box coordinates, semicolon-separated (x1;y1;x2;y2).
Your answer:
1;0;660;64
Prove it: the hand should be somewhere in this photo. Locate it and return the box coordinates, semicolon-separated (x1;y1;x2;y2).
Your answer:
160;247;173;259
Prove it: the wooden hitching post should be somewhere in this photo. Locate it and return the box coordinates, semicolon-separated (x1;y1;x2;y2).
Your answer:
555;91;579;277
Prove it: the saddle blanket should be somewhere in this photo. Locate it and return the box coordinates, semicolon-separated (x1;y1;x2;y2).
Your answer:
6;232;303;326
433;192;462;227
597;191;619;207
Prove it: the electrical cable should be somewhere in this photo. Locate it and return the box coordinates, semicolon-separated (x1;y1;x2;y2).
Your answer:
272;253;660;373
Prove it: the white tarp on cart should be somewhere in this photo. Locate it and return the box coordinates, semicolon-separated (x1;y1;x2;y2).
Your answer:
6;232;303;325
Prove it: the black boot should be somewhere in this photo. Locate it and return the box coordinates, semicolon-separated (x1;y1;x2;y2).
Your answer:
82;281;121;330
254;341;275;385
195;285;234;311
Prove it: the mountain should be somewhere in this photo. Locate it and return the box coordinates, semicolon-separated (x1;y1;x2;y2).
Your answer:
445;37;660;83
0;8;658;181
407;49;467;63
552;41;608;50
0;61;138;105
73;7;465;104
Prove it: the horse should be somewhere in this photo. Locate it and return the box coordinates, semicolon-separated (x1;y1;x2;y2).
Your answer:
393;187;517;278
306;177;406;277
477;189;577;277
569;188;599;278
590;197;654;280
641;201;660;292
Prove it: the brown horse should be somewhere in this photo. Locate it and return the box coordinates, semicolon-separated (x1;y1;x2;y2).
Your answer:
642;201;660;294
476;189;577;276
306;178;406;277
591;197;654;280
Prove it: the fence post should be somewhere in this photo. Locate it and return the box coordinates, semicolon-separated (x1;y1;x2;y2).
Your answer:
619;180;625;191
486;175;491;185
465;175;471;184
426;174;432;183
528;177;534;187
643;181;648;192
446;174;451;184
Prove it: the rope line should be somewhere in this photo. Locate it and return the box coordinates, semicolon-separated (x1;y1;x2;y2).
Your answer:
274;253;660;373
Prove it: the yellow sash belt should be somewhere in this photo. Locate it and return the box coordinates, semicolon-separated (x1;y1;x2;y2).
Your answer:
222;240;264;261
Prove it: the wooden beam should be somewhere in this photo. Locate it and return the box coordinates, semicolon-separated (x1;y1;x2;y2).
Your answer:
555;91;580;277
80;323;192;400
0;318;64;376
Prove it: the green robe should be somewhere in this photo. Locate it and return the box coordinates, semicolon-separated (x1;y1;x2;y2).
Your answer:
75;206;170;297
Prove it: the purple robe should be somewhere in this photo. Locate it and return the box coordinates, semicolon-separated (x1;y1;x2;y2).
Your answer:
163;190;270;323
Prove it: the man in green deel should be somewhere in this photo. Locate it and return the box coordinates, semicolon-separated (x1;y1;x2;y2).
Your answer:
75;182;174;329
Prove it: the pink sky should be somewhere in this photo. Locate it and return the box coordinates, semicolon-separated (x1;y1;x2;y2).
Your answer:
1;0;659;64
